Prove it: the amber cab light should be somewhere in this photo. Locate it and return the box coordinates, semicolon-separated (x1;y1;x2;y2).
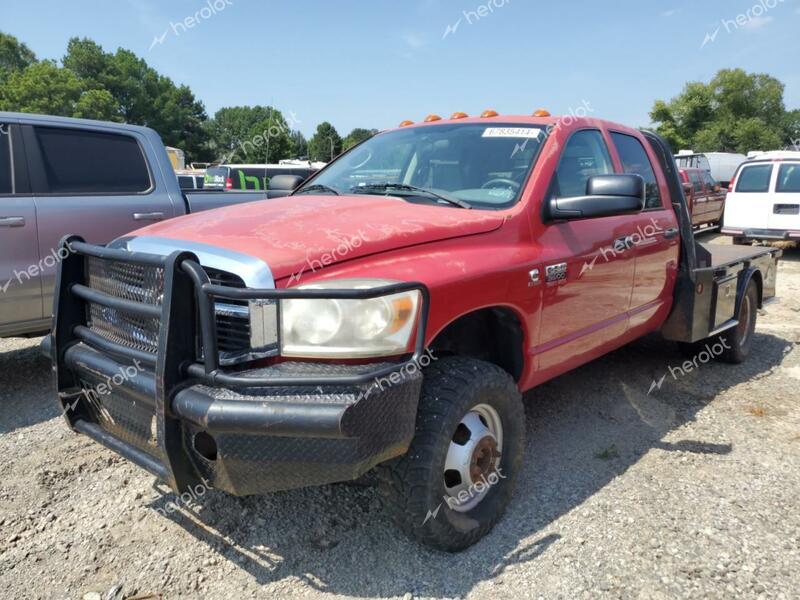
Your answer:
533;109;551;117
398;120;414;127
424;114;442;122
480;109;499;118
450;111;469;119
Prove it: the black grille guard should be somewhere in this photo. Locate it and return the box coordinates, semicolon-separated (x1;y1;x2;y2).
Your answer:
52;236;430;391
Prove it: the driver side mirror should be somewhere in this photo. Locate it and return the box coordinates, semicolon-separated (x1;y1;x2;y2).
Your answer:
544;174;645;222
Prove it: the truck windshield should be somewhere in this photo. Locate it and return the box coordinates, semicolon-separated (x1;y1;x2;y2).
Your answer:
298;123;545;209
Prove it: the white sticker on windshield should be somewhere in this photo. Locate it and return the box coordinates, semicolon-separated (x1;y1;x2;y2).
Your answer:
482;127;544;139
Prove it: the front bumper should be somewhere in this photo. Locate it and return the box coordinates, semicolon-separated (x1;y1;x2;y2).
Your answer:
51;237;428;496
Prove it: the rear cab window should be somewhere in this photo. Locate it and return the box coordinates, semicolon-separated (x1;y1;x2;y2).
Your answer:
735;164;773;193
34;127;151;194
610;132;662;209
776;164;800;193
689;171;704;193
0;123;11;194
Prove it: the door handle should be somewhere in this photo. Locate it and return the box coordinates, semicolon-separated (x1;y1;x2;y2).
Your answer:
133;212;165;222
614;235;633;250
663;227;679;239
0;216;25;227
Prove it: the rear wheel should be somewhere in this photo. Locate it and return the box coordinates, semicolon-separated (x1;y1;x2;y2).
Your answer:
718;279;759;364
378;357;525;552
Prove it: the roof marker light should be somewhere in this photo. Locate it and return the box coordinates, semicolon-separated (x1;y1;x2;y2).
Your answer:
398;120;414;127
424;114;442;122
450;112;469;119
480;109;499;118
533;109;551;117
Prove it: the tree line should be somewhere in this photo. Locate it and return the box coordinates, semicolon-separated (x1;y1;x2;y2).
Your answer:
2;32;798;163
0;32;376;163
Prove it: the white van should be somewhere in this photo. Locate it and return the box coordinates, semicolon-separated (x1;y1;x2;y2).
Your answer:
722;152;800;244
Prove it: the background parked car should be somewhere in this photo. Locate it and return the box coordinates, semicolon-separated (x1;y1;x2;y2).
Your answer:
175;169;206;190
0;112;289;339
204;164;318;191
722;151;800;244
678;168;726;228
675;151;747;188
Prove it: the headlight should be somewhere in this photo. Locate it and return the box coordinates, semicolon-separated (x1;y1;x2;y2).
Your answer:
278;279;420;358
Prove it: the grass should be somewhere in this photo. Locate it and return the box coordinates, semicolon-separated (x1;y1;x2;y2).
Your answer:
595;445;619;460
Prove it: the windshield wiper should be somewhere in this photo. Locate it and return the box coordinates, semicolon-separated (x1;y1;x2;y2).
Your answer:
352;183;471;209
295;184;340;196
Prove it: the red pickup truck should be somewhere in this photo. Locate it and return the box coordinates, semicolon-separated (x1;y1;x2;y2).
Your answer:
49;112;781;552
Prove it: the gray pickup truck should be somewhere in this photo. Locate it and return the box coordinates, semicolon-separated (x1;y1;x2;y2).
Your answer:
0;112;303;338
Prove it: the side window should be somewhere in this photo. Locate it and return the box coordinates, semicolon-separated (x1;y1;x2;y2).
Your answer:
610;132;662;209
554;130;614;198
736;165;773;193
34;127;151;194
776;164;800;193
0;124;12;194
689;171;704;193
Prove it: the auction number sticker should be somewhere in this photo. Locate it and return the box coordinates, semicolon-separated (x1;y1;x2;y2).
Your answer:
482;127;544;139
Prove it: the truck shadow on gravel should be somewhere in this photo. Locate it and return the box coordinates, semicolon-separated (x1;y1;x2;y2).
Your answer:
146;330;792;598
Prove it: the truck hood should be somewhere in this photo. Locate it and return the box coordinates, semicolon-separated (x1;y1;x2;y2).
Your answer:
128;194;505;282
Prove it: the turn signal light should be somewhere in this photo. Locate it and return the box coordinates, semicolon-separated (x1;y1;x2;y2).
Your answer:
480;109;499;118
533;109;551;117
398;120;414;127
450;111;469;119
424;114;442;122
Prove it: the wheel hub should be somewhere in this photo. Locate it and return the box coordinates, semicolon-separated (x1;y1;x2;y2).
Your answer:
443;404;504;513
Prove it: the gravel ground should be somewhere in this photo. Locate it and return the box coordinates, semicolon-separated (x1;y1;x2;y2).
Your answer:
0;234;798;600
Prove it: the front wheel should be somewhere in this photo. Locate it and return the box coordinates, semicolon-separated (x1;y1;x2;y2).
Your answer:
378;357;525;552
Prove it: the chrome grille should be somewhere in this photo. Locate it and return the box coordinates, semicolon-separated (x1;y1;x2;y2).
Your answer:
85;257;268;366
86;258;164;354
204;268;253;363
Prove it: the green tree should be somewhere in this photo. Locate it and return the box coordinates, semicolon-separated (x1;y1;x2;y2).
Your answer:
62;38;209;160
0;61;82;115
0;32;36;83
206;106;294;163
307;122;342;162
289;130;308;158
342;127;378;151
650;69;794;153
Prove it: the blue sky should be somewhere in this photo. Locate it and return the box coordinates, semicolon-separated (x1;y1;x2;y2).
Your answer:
4;0;800;136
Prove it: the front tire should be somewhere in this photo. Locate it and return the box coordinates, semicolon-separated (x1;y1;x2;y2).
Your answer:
378;357;525;552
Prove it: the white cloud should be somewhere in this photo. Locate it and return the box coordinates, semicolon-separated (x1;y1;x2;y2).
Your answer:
402;32;426;49
741;15;774;30
661;9;679;18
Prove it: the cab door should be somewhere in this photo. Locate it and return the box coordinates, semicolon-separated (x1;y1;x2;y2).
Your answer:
0;122;44;334
724;163;774;231
535;129;636;373
608;131;679;332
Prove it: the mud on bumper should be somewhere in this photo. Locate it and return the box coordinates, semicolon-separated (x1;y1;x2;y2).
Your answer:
51;238;427;496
